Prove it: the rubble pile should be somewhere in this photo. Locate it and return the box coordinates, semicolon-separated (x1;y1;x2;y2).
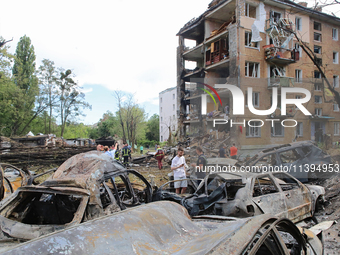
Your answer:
0;136;95;167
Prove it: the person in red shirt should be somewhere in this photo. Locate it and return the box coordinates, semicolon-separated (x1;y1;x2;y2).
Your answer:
229;143;238;159
155;145;165;170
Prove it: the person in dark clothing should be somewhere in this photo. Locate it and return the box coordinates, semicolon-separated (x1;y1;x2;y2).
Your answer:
191;146;208;184
218;145;227;158
121;143;131;167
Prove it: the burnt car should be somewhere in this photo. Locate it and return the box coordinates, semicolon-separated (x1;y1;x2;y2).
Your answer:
245;141;333;182
0;164;33;200
0;151;152;241
1;201;327;254
154;171;324;223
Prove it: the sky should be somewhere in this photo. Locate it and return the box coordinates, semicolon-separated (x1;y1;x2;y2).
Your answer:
0;0;210;124
1;0;339;124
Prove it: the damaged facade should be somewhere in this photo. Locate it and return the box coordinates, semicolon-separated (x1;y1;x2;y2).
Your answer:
177;0;340;150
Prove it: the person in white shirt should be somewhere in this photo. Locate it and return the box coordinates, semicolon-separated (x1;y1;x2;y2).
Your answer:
171;147;187;194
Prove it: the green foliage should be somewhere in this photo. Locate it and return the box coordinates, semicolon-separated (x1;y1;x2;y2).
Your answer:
137;139;158;148
145;114;159;141
57;69;91;137
38;59;59;134
10;35;39;135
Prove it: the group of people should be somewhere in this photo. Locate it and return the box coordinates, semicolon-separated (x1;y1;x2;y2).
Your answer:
97;142;132;167
218;143;238;159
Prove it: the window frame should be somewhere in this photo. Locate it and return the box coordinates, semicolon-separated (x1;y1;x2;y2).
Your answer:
334;104;339;112
246;120;262;137
271;122;285;137
334;122;340;136
314;95;322;104
245;62;260;78
295;69;302;83
332;28;338;41
245;3;257;18
314;32;322;42
296;122;303;137
333;75;339;88
314;21;322;31
333;51;339;64
295;17;302;31
245;31;258;48
253;92;260;107
315;108;322;116
314;45;321;54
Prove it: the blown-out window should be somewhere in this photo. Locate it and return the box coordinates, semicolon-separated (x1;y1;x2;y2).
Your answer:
245;62;260;77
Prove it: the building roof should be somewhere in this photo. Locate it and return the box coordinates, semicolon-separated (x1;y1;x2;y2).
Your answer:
159;87;176;95
177;0;340;36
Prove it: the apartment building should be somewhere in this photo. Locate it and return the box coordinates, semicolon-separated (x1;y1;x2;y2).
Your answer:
159;87;178;142
177;0;340;150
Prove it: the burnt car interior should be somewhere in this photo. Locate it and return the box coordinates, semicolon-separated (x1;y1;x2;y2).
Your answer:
253;176;279;197
1;192;83;225
243;220;304;255
103;170;152;210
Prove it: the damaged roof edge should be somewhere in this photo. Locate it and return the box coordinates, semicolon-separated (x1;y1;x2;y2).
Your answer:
269;0;340;23
176;0;229;36
177;0;340;37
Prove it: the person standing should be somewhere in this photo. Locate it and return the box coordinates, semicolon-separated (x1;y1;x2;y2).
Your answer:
191;146;208;183
171;147;187;194
155;145;165;170
229;143;238;159
114;144;120;161
218;145;227;158
140;145;144;154
122;143;131;167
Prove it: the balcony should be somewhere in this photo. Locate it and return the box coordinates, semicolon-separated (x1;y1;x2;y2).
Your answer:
183;43;203;62
267;77;294;88
264;45;298;65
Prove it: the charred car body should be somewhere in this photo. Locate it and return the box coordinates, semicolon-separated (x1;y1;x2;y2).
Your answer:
0;164;33;201
0;151;152;241
154;171;324;223
1;201;326;255
245;141;333;182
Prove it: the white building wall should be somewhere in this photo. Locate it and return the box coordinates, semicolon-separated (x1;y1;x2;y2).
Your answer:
159;87;177;142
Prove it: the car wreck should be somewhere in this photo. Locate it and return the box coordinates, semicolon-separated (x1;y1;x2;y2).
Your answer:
153;171;325;223
1;201;327;254
0;151;152;241
245;141;333;182
0;163;33;200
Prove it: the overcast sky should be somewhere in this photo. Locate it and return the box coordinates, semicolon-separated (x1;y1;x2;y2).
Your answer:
1;0;339;124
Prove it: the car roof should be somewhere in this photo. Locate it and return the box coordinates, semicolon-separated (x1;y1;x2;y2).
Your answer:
1;202;277;255
42;151;126;190
246;140;316;163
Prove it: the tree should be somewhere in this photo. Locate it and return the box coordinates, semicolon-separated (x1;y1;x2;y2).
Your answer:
146;114;159;141
57;69;91;137
38;59;59;134
114;91;146;149
11;35;39;135
0;38;17;136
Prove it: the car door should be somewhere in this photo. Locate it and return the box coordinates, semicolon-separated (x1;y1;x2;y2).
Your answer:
272;172;312;222
251;174;288;219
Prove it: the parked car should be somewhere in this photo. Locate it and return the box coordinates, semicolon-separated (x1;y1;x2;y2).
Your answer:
0;201;327;254
0;151;152;241
153;171;325;223
245;141;333;182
